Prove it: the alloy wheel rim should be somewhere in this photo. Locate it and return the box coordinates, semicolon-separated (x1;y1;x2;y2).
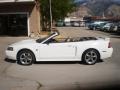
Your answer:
85;50;97;64
20;52;32;65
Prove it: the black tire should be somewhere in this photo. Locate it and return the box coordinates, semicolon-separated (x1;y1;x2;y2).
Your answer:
17;50;35;66
82;49;100;65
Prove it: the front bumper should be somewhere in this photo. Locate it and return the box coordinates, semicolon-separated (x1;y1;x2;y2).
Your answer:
5;50;17;60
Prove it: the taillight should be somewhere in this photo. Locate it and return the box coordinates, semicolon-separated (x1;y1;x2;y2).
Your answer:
108;42;112;48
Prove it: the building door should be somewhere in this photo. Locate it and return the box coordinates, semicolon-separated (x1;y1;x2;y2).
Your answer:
0;15;8;35
0;14;28;36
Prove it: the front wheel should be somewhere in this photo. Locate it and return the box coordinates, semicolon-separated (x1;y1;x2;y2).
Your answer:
82;49;100;65
17;50;35;66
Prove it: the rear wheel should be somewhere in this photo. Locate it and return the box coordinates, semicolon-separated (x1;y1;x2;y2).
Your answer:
82;49;100;65
17;50;35;66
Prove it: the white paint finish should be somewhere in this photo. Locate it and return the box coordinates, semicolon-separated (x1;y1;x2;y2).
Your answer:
5;32;113;62
0;0;34;3
39;43;76;59
18;0;34;2
0;0;14;2
27;12;30;36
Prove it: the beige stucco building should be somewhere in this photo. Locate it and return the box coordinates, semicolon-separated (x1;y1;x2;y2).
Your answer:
0;0;41;36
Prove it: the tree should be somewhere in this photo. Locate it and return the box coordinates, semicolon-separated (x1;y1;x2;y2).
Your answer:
39;0;75;31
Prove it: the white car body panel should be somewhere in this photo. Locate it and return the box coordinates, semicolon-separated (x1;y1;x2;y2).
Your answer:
38;43;76;59
5;32;113;62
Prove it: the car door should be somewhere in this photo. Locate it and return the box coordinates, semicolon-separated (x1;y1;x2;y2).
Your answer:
39;42;76;60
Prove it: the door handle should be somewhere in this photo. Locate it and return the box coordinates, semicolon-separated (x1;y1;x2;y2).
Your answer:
68;45;72;47
68;45;75;48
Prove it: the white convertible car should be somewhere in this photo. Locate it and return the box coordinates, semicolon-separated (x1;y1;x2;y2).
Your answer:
5;32;113;65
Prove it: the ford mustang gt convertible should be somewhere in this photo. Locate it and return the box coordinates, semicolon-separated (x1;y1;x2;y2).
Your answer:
5;32;113;65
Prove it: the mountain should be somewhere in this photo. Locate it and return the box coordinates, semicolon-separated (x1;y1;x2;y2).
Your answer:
105;4;120;17
72;0;120;17
75;0;120;4
86;0;114;16
70;5;91;17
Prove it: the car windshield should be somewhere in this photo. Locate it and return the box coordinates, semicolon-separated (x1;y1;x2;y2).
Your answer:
36;37;47;43
36;33;56;43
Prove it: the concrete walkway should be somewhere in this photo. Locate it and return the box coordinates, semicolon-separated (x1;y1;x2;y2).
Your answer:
0;37;40;90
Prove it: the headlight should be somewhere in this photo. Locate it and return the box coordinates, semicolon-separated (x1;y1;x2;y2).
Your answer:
7;47;14;51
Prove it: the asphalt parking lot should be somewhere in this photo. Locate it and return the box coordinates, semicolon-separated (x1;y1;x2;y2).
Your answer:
0;27;120;90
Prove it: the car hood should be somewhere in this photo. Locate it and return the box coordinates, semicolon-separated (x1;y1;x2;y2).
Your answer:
103;25;110;28
10;39;36;47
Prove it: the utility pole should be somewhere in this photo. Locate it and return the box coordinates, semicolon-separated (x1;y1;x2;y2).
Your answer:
49;0;52;32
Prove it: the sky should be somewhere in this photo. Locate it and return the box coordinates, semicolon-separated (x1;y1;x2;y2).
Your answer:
76;0;120;1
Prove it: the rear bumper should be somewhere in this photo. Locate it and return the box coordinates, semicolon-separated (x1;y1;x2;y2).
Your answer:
100;48;113;59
